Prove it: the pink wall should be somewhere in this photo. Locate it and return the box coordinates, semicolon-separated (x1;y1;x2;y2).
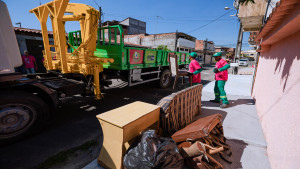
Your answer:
253;31;300;169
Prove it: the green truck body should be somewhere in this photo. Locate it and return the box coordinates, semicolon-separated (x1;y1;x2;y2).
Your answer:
69;25;190;71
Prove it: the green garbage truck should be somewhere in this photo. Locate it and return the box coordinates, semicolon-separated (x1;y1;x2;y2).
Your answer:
69;25;191;88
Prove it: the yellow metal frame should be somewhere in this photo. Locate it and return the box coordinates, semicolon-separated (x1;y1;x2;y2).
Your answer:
30;0;113;99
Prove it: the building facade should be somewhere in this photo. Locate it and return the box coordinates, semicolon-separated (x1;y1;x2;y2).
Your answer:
195;40;215;52
194;40;215;64
120;17;146;35
253;1;300;168
14;27;54;73
124;32;196;53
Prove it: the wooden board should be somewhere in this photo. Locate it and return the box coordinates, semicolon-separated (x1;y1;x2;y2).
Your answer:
96;101;160;128
97;101;160;169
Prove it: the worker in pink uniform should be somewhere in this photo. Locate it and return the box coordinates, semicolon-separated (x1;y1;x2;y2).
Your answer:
21;50;37;74
210;52;230;108
188;52;202;85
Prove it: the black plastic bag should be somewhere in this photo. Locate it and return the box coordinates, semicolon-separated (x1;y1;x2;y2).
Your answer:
123;130;184;169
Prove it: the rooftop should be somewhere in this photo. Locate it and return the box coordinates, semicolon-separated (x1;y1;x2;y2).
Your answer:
124;32;196;41
14;27;53;35
256;0;300;46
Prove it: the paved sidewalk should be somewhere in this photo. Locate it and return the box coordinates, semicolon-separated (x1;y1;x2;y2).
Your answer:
238;67;255;75
198;74;270;169
84;75;270;169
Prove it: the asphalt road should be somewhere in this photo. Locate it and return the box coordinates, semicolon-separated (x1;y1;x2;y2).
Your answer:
0;62;255;169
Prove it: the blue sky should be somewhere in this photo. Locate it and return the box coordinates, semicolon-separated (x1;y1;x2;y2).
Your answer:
3;0;251;50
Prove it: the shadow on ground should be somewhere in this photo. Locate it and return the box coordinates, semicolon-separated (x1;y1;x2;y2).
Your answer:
202;98;254;109
214;139;248;169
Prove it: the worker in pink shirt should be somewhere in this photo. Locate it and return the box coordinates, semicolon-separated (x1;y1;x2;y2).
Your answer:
188;52;202;85
210;52;230;108
21;50;37;74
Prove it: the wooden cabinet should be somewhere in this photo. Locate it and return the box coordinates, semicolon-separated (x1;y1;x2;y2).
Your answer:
97;101;160;169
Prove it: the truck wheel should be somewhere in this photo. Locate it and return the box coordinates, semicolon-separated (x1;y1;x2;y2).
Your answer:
0;91;49;143
160;69;171;88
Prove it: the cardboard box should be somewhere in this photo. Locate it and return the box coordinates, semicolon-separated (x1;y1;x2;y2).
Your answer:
97;101;160;169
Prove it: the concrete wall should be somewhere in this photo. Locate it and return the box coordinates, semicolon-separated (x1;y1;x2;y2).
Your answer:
124;34;177;51
177;38;195;49
124;35;142;45
252;31;300;169
204;55;212;64
145;34;176;51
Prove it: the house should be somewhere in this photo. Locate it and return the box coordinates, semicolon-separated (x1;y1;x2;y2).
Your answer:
102;20;129;35
194;40;215;64
14;27;55;73
252;0;300;168
241;49;256;60
120;17;146;35
195;40;215;52
124;32;196;53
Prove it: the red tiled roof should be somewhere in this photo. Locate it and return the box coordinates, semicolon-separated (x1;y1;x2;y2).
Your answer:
14;27;53;35
256;0;300;44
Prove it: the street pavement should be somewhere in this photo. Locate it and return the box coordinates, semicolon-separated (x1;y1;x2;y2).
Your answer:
84;74;271;169
0;65;264;169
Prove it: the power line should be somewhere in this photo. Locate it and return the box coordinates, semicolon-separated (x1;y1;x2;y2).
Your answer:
93;0;100;7
187;11;233;33
103;12;235;22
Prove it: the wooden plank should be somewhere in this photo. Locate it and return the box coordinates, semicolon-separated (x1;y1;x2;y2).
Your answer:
123;107;160;142
97;101;160;128
98;121;124;169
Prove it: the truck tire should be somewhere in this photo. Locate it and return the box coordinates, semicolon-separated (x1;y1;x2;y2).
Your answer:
160;69;171;88
0;91;49;143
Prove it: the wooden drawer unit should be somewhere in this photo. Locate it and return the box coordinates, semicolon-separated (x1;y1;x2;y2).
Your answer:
97;101;160;169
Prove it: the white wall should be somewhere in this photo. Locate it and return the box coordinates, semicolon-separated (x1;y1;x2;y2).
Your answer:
177;38;195;49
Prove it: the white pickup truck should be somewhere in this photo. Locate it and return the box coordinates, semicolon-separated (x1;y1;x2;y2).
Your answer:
238;59;249;66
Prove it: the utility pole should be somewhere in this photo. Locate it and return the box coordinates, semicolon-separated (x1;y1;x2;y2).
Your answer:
174;29;178;52
98;7;102;45
203;38;208;65
99;7;102;28
156;16;161;34
235;22;243;62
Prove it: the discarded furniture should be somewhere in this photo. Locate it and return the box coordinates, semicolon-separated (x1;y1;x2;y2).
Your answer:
157;84;203;136
171;114;232;168
171;114;222;142
169;53;192;89
97;101;160;169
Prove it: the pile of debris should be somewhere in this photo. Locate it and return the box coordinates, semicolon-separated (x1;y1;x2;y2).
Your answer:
122;114;232;169
97;84;232;169
172;114;232;169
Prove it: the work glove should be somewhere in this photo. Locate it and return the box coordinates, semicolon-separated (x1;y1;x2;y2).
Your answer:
187;72;193;76
213;68;220;73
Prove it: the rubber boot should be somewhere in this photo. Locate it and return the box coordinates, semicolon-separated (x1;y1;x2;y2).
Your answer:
220;104;229;108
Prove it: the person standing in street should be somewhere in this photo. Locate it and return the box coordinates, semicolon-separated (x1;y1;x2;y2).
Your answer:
210;52;230;108
21;50;37;74
188;52;202;85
